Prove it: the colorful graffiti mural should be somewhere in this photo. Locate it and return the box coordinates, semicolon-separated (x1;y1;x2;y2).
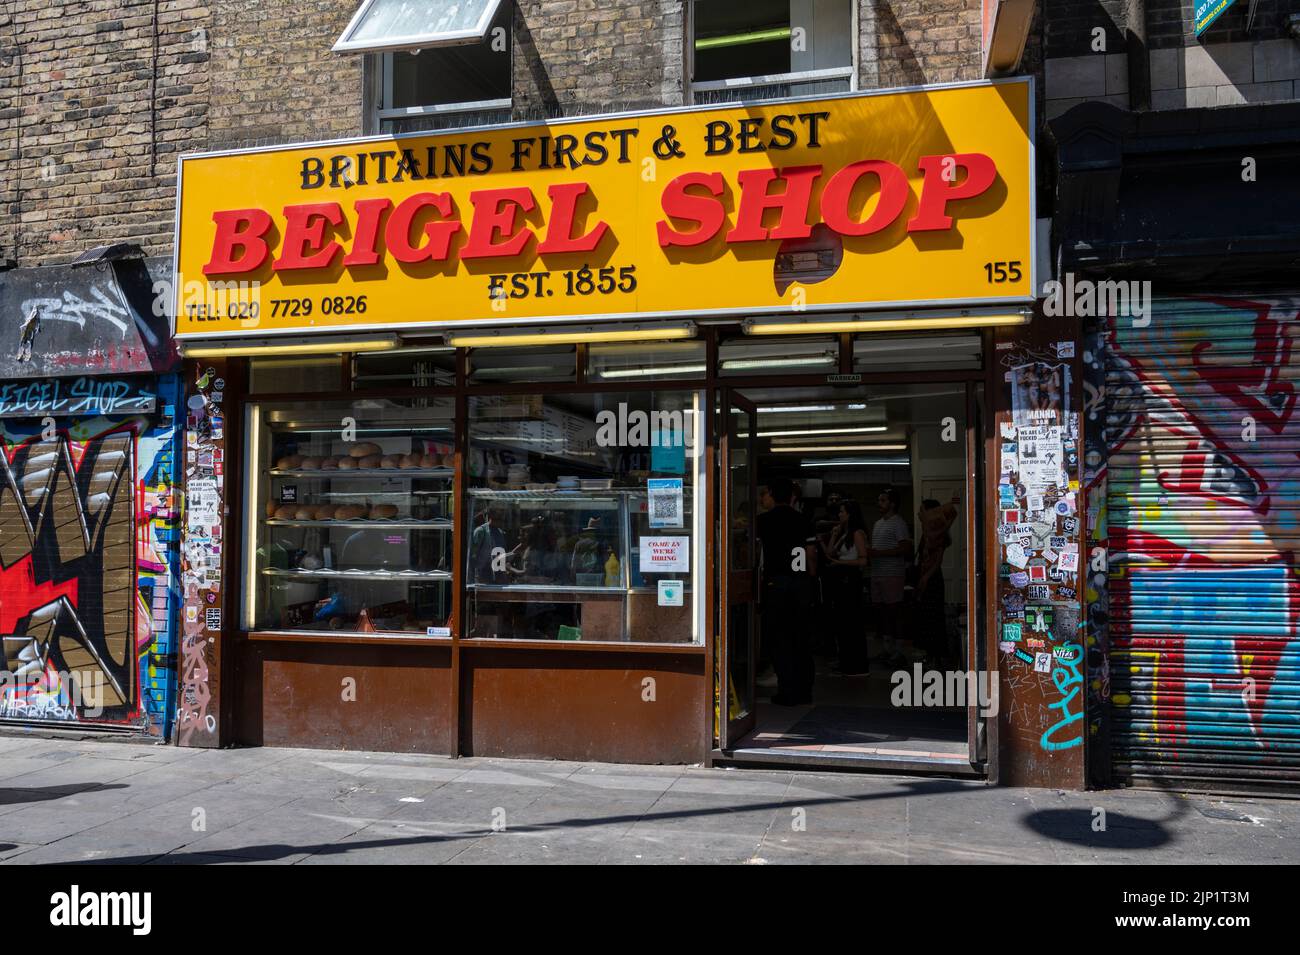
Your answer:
0;381;180;735
1089;296;1300;786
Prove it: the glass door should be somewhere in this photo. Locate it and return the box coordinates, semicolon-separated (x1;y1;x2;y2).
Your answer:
719;391;758;747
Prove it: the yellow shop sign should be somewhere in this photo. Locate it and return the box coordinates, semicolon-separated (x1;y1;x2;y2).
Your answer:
173;79;1035;338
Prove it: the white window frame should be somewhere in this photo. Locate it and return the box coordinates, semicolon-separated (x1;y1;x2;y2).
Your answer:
335;0;505;55
370;51;511;133
685;0;858;104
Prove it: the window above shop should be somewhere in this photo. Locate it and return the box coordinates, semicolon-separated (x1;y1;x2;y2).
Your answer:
360;1;513;135
335;0;506;54
689;0;854;105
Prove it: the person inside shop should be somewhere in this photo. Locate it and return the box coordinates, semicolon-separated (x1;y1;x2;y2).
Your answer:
915;495;960;668
806;488;843;657
820;498;871;675
508;515;554;583
757;477;818;706
869;487;913;668
470;507;508;584
815;489;844;542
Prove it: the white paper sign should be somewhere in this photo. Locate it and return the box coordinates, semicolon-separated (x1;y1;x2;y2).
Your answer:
1016;425;1064;491
187;479;219;529
640;536;689;573
658;580;685;607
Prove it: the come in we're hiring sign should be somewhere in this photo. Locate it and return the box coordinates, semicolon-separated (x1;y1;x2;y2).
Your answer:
173;79;1034;339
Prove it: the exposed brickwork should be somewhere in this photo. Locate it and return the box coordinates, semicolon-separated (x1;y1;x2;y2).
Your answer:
207;0;360;149
512;0;684;118
1;0;210;265
872;0;985;88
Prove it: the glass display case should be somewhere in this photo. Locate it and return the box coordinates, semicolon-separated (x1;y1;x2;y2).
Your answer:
242;397;455;636
464;389;705;644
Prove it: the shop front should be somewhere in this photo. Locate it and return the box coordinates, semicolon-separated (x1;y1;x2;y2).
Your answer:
170;79;1076;783
0;254;181;737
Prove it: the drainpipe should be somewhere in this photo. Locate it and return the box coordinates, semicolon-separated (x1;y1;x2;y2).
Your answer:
1126;0;1151;111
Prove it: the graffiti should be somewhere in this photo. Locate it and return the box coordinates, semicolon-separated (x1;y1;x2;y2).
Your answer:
0;377;157;418
0;395;179;734
20;286;131;336
0;433;135;719
1098;296;1300;779
177;364;224;746
1040;642;1084;750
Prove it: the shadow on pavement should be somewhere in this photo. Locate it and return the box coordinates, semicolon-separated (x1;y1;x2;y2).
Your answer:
1021;808;1172;849
71;779;978;864
0;783;128;806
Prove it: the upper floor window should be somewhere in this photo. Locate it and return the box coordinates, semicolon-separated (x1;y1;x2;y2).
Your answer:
689;0;855;105
335;0;512;134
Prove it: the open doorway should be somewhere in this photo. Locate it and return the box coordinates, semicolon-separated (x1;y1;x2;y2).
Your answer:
727;382;980;766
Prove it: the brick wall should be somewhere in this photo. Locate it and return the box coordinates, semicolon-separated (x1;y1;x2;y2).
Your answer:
208;0;360;150
872;0;985;87
1;0;210;265
512;0;684;118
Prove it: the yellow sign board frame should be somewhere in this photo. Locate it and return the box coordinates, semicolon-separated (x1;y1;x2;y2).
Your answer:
173;78;1036;340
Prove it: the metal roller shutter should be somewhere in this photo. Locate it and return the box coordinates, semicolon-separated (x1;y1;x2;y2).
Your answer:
1103;295;1300;792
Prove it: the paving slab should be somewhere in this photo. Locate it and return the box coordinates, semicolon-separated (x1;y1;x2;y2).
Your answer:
1;736;1298;865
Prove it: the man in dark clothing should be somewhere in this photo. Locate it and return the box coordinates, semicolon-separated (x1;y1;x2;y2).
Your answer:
757;477;817;705
470;508;508;584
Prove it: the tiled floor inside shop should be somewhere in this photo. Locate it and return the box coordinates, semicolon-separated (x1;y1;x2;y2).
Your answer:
734;646;971;761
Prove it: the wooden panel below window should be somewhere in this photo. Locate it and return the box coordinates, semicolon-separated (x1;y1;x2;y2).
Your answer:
462;647;707;764
235;639;453;754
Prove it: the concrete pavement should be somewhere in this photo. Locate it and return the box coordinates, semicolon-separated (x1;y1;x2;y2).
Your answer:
0;734;1295;864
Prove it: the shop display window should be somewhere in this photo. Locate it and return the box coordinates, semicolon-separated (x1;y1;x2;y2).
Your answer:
243;397;455;636
466;390;705;644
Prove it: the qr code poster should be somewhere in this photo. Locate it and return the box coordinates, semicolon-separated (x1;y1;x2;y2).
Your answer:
647;478;684;529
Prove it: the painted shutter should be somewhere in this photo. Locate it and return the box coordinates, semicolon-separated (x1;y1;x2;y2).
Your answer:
1103;295;1300;791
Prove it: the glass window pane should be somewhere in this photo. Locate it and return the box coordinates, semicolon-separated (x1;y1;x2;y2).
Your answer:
466;390;705;644
587;341;706;383
718;335;837;377
694;0;791;81
341;0;502;50
692;0;851;85
385;43;510;110
249;357;340;393
353;347;456;389
468;345;576;384
243;397;456;636
854;333;983;372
